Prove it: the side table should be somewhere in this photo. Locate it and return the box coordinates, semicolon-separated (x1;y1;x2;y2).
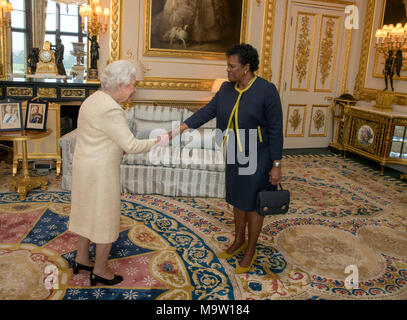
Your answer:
0;129;52;199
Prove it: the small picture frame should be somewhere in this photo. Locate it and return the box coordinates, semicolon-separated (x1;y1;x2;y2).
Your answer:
0;99;23;132
25;101;48;131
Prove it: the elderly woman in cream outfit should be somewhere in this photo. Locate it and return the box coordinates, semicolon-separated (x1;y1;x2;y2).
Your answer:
68;60;159;286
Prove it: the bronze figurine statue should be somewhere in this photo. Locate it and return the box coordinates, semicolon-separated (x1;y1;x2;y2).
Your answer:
383;50;403;91
88;34;100;70
27;48;40;74
51;38;66;76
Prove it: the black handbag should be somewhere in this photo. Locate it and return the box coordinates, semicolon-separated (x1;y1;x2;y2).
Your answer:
256;183;290;216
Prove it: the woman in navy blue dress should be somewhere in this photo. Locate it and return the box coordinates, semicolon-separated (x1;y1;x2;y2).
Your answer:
168;44;283;273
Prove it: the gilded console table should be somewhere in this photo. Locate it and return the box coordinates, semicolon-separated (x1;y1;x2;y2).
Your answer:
342;103;407;178
0;129;52;199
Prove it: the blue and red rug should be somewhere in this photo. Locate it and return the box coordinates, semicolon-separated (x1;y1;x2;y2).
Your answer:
0;154;407;300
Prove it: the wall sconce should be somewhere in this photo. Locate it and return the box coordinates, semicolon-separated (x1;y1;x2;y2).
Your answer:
0;0;13;29
211;78;228;93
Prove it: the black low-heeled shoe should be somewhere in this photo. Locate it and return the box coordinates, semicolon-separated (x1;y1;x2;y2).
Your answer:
90;272;123;286
72;260;94;274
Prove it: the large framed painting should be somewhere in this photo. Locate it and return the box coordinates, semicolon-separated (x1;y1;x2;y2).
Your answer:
143;0;248;60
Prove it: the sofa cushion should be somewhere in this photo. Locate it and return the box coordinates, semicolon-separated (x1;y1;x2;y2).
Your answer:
179;148;225;171
122;146;182;168
126;105;183;146
181;128;222;150
183;109;216;128
135;119;174;139
181;110;220;150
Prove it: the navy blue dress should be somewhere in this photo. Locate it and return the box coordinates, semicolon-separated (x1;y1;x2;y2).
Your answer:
184;77;283;211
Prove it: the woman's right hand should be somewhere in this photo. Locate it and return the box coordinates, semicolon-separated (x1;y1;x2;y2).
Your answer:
155;134;170;146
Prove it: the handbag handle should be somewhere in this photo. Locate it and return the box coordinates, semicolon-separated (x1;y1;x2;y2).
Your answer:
265;183;284;191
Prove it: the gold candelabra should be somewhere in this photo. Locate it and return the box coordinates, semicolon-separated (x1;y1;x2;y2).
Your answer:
0;0;13;28
79;0;110;37
375;23;407;56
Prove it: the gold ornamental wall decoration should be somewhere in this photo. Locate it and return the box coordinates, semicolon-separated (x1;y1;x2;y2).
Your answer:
313;109;325;131
295;16;311;86
289;109;302;132
319;18;335;86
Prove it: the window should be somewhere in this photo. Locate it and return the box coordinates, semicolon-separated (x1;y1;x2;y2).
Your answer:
9;0;86;76
45;1;87;75
10;0;27;76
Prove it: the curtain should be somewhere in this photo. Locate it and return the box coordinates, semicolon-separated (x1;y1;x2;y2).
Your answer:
6;25;11;76
32;0;48;50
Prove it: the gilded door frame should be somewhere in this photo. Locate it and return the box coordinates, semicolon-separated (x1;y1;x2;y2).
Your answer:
109;0;277;90
354;0;407;106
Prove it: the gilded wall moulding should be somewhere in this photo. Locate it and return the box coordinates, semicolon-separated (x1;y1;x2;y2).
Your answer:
319;18;335;86
122;99;207;111
295;15;312;86
136;77;213;91
354;0;407;106
109;0;122;62
259;0;276;81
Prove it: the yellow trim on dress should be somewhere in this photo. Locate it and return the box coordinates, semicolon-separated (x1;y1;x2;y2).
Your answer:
222;76;258;152
257;126;263;143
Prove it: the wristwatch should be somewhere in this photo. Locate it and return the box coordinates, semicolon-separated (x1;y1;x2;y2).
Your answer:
273;161;281;168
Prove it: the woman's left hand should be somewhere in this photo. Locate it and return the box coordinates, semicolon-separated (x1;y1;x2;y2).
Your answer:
269;167;282;185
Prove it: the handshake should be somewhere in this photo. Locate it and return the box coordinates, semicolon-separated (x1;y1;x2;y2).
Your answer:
154;133;171;147
153;123;187;147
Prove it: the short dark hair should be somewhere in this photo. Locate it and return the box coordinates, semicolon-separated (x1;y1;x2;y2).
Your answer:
226;43;259;72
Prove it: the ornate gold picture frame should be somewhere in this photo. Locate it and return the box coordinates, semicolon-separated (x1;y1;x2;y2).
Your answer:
354;0;407;105
143;0;248;60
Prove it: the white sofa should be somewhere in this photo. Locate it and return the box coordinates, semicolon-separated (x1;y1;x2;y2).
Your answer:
58;104;226;198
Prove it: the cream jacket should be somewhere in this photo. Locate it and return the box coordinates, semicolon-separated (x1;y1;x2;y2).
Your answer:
68;91;155;243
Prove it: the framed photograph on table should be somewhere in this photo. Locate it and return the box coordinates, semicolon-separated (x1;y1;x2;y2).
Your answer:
25;101;48;131
0;100;23;132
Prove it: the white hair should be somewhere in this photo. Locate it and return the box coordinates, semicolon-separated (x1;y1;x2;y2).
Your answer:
100;60;137;91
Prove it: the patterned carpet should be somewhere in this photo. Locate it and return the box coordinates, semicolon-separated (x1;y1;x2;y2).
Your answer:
0;154;406;300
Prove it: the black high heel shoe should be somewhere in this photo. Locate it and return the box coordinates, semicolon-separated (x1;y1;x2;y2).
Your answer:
90;272;123;286
72;260;94;274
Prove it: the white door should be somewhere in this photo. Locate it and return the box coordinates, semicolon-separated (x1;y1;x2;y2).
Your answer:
280;0;351;149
